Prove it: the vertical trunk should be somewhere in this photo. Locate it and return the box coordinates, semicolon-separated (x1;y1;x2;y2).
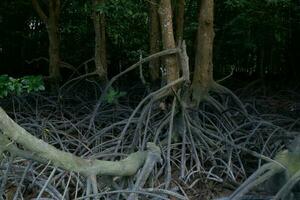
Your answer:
93;0;107;83
48;0;61;82
149;0;161;83
32;0;61;84
158;0;179;84
175;0;185;44
191;0;215;104
100;14;107;72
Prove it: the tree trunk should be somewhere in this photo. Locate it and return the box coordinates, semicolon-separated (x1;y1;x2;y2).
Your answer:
191;0;215;105
93;0;108;83
48;0;61;82
175;0;185;44
158;0;179;84
32;0;61;84
149;0;161;83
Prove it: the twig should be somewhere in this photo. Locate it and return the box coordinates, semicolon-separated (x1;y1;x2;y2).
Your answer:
36;167;57;200
13;161;32;200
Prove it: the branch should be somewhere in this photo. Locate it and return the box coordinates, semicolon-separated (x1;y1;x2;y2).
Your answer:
128;143;161;200
32;0;48;23
216;65;234;83
89;47;180;128
0;107;160;177
0;134;48;164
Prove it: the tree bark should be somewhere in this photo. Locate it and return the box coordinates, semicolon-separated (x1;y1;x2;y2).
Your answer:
32;0;61;83
93;0;108;83
48;0;61;82
191;0;215;105
158;0;179;84
175;0;185;44
149;0;161;83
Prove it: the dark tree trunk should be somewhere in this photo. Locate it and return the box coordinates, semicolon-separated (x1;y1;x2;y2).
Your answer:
32;0;61;84
149;0;161;83
175;0;185;44
48;0;61;82
93;0;107;83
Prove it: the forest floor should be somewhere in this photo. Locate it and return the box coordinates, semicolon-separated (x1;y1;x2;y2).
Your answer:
0;79;299;200
192;80;300;200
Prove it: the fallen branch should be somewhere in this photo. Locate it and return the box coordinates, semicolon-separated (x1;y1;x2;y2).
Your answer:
128;143;162;200
0;107;160;177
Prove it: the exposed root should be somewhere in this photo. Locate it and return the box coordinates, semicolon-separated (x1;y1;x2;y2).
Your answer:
1;48;299;199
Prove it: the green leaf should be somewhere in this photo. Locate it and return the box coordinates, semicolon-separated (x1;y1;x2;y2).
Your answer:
105;87;127;104
0;75;45;98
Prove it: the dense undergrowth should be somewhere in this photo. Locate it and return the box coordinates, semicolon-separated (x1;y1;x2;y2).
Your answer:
0;80;299;200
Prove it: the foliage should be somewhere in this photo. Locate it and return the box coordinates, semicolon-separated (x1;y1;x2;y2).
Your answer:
214;0;294;76
105;0;149;65
0;75;45;98
59;0;94;65
59;0;148;67
105;87;126;104
0;0;299;80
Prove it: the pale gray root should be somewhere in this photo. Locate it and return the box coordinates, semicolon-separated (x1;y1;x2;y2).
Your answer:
127;143;162;200
0;139;4;162
114;77;185;152
89;175;99;200
0;155;13;198
0;107;160;177
86;177;92;200
229;163;282;200
165;97;177;189
273;170;300;200
13;161;32;200
36;167;57;200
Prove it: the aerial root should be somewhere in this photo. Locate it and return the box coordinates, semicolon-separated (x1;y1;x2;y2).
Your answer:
273;170;300;200
228;163;282;200
1;77;298;199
